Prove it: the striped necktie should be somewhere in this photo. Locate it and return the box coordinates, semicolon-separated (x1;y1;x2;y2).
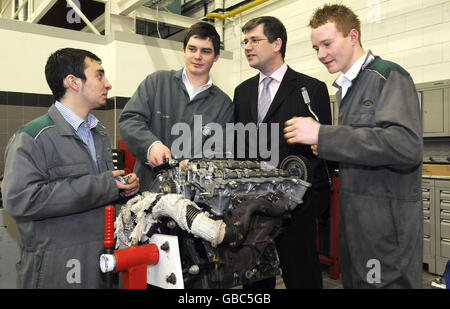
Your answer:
258;77;274;124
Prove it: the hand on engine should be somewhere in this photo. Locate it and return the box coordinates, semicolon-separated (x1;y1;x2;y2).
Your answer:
179;159;189;171
148;142;172;167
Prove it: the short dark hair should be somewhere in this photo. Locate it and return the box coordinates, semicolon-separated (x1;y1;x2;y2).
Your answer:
183;22;221;56
309;4;362;46
242;16;287;59
45;48;102;101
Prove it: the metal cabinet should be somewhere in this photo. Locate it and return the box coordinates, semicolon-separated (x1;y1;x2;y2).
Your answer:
329;80;450;137
421;177;450;275
435;179;450;275
417;80;450;137
422;178;436;273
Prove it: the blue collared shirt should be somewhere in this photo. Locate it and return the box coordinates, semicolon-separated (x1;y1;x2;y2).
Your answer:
55;101;100;171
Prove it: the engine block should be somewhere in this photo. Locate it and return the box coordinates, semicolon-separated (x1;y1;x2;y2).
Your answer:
115;158;312;288
158;159;311;216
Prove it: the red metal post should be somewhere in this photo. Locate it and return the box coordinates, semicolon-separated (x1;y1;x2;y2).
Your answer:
118;140;137;174
114;244;160;289
328;177;340;279
104;206;115;249
318;177;340;280
104;206;115;288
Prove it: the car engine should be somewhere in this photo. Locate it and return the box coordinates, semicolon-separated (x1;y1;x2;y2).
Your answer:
114;157;312;288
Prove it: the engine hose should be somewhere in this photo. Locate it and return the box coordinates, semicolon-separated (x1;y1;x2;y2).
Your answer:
186;204;202;230
151;194;226;247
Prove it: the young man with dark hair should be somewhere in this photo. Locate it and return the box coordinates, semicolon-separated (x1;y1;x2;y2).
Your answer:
183;21;221;58
284;4;423;288
45;48;102;101
2;48;139;288
234;16;333;289
119;22;233;191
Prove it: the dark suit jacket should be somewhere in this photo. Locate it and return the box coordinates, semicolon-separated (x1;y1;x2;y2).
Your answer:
233;66;332;288
233;66;332;187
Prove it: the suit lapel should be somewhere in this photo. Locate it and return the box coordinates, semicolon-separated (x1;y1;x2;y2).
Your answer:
249;74;260;123
263;66;297;122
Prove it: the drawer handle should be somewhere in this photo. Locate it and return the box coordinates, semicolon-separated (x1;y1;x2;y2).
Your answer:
442;239;450;244
442;219;450;224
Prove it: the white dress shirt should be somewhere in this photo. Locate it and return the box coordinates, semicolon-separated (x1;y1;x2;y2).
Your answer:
335;52;375;99
182;67;213;101
258;62;288;103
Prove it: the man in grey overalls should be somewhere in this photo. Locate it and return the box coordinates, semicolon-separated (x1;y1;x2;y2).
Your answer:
283;4;423;288
2;48;140;288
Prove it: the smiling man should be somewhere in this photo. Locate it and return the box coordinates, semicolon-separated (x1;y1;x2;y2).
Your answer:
283;4;423;288
119;22;233;191
2;48;139;288
233;16;333;289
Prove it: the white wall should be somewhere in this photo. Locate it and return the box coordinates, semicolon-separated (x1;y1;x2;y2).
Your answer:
2;0;450;97
222;0;450;94
109;35;236;98
0;24;105;95
0;18;237;98
108;38;187;97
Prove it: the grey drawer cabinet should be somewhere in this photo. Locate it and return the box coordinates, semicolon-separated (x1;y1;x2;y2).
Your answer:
422;178;436;273
426;179;450;275
437;185;450;275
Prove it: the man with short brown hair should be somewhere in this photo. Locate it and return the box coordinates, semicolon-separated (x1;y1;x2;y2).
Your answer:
119;22;233;191
234;16;333;289
284;4;423;288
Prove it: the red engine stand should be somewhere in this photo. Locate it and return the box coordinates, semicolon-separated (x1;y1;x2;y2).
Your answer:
318;177;340;279
114;244;159;289
103;205;159;289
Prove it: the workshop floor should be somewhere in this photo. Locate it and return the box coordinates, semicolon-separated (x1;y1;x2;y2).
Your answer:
274;264;442;289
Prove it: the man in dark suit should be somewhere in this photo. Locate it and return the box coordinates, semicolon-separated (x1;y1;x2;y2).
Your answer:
233;16;332;289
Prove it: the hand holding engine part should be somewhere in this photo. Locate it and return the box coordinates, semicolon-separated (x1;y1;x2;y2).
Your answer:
284;86;331;186
283;86;321;145
113;170;140;197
